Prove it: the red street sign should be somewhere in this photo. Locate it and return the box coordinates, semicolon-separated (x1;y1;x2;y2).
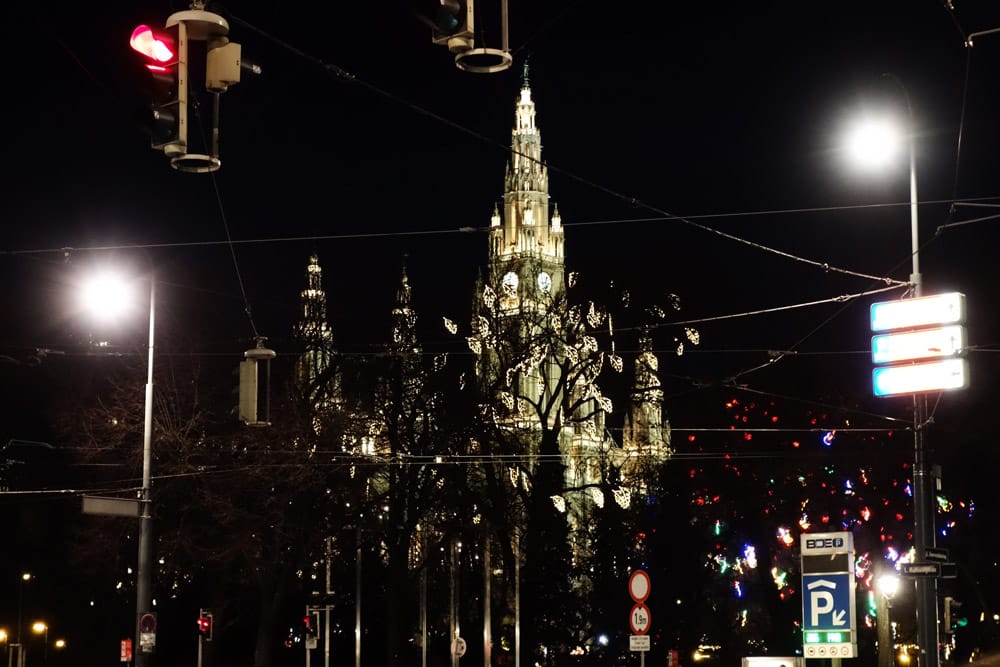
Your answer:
628;569;651;602
121;638;133;662
630;602;651;635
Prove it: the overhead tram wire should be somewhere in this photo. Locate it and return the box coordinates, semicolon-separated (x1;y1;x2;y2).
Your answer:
187;98;262;339
7;195;1000;257
221;11;908;291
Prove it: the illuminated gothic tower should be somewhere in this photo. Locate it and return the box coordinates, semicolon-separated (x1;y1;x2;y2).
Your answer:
488;64;565;306
294;253;335;392
483;67;610;498
622;330;673;485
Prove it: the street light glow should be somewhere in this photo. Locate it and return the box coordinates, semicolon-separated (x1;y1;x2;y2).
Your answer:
31;621;47;634
878;572;900;600
846;116;903;170
81;270;134;321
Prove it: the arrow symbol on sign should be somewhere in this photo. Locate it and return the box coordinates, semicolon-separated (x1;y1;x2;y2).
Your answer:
832;610;847;626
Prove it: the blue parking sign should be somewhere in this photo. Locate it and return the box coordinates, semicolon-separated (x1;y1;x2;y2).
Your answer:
802;573;852;631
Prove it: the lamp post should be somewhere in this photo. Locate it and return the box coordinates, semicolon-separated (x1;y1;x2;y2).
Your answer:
82;270;156;667
878;572;901;667
13;573;32;667
845;78;937;667
30;623;47;667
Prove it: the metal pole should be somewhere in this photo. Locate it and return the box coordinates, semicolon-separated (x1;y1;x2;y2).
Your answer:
483;538;492;667
136;276;156;667
420;565;427;667
355;526;361;667
324;605;331;667
904;100;938;667
450;539;459;667
878;592;893;667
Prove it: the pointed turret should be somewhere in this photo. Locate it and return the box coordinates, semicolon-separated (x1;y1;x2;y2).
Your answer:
294;253;335;391
488;68;565;300
622;330;673;483
391;258;419;354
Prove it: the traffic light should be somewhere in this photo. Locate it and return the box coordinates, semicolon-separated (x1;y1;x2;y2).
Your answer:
197;609;213;641
302;613;319;639
129;23;186;154
944;596;965;634
431;0;474;53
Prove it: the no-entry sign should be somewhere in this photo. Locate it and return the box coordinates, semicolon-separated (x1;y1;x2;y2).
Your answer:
628;569;650;602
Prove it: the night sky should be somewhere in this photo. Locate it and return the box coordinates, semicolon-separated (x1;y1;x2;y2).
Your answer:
4;0;1000;660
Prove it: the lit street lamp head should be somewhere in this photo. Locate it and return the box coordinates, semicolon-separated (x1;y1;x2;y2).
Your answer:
877;572;900;601
81;270;136;322
845;115;904;171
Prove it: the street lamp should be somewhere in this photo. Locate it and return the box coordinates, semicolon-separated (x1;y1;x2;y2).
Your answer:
30;623;47;667
81;268;156;667
877;572;901;667
844;78;937;667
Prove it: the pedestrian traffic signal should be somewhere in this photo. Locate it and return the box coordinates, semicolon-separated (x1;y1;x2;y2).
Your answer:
129;23;186;154
197;610;213;641
431;0;474;52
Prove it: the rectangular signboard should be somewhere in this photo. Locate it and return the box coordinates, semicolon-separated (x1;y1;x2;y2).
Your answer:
873;358;969;396
630;635;651;652
900;562;940;577
802;573;853;631
924;547;949;562
871;326;966;364
870;292;966;332
800;532;854;557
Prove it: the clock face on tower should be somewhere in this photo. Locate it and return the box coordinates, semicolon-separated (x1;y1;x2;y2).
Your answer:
537;271;552;293
502;271;519;296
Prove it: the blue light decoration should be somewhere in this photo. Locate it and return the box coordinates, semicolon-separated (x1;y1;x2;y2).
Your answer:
821;430;836;447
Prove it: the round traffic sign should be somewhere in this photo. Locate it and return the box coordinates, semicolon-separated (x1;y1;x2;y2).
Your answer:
139;613;157;633
628;569;651;602
629;602;651;635
451;636;467;658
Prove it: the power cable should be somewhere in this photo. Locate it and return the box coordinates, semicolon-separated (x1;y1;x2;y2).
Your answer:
222;11;910;290
188;94;262;340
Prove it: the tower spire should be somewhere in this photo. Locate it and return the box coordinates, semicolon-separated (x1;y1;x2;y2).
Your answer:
521;57;530;88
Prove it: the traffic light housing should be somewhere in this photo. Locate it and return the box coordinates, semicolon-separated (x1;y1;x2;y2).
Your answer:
431;0;474;53
944;596;965;634
130;23;186;155
302;612;319;639
197;609;214;641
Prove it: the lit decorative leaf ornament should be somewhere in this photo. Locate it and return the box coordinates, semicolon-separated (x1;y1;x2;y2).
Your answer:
567;347;579;364
467;337;482;355
598;395;613;413
506;368;516;387
551;495;567;513
443;317;458;334
589;487;605;508
648;306;666;319
499;392;515;410
676;341;685;356
613;488;631;508
667;293;682;310
609;354;624;373
621;290;630;306
509;467;519;487
587;302;605;328
434;354;448;371
482;285;497;309
685;328;700;344
568;272;578;288
459;373;466;390
582;336;598;353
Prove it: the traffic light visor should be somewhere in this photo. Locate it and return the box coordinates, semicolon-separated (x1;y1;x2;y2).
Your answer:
130;25;174;63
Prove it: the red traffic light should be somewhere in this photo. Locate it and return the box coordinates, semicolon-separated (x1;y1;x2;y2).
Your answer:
197;616;211;634
130;25;175;68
